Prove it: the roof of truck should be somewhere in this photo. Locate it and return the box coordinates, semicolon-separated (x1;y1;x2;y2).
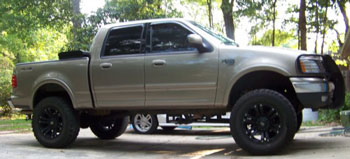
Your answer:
102;18;189;29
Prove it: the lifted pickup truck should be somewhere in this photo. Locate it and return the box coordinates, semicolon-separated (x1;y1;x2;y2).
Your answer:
9;18;344;155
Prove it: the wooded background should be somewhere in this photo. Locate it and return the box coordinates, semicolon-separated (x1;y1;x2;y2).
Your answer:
1;0;349;115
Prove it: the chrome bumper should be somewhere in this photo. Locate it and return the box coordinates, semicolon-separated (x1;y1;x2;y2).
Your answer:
290;77;336;108
290;77;334;93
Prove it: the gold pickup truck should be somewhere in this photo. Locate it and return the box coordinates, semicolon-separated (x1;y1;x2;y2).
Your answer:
8;18;344;155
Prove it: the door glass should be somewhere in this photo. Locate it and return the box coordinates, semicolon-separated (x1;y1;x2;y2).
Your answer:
103;26;143;56
151;23;196;53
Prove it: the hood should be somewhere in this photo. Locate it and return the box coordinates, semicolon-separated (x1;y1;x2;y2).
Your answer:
218;45;314;76
220;45;313;59
244;45;311;55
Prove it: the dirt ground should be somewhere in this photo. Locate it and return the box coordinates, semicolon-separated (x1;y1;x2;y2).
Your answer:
0;126;349;159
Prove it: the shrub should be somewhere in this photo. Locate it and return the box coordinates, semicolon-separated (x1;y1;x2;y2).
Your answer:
318;93;350;123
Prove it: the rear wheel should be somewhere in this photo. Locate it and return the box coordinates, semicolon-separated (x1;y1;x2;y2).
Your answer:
132;114;158;134
32;97;80;148
90;116;128;140
230;89;297;155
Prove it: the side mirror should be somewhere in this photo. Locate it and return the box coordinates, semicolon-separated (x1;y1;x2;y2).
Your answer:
187;34;210;53
188;34;203;46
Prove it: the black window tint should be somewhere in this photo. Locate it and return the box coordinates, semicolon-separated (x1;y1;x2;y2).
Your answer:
103;26;143;56
151;23;196;53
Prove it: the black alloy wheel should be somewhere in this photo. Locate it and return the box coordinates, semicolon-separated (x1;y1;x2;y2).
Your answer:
242;103;282;143
32;97;80;148
230;89;297;155
38;107;64;139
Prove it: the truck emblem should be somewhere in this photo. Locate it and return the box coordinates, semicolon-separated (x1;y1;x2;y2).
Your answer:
222;59;235;65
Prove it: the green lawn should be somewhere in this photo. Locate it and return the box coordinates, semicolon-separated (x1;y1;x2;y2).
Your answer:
0;119;31;133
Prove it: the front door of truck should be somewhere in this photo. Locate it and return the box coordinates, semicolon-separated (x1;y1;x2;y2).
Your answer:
91;24;145;108
145;22;218;108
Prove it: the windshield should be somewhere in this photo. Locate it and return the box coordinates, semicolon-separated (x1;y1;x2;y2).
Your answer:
189;21;238;46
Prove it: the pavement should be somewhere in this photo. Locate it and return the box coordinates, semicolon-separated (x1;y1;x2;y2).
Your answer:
0;126;350;159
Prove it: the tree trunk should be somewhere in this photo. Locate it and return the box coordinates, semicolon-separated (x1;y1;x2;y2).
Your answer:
221;0;235;40
299;0;307;50
335;29;344;47
314;0;319;53
321;1;329;55
72;0;81;46
207;0;213;28
298;29;300;50
337;0;349;34
72;0;81;29
272;0;277;46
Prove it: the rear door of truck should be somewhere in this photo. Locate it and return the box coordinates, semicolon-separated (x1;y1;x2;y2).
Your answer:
90;24;145;108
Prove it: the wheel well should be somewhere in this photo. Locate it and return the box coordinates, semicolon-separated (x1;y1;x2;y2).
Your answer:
228;71;302;111
33;83;72;108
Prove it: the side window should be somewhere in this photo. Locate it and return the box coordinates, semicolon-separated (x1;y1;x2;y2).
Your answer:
103;26;143;56
151;23;196;53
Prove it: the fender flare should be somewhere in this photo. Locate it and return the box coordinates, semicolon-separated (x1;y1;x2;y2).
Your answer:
222;66;291;106
31;79;76;109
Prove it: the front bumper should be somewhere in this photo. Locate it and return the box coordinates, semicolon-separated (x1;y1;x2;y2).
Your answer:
291;55;345;109
290;78;334;108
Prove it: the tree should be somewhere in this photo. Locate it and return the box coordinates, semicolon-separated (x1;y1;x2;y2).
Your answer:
335;0;349;34
250;29;297;48
207;0;213;28
321;0;330;54
331;0;349;49
272;0;277;46
69;0;83;50
221;0;235;40
299;0;307;50
184;0;216;28
0;0;72;113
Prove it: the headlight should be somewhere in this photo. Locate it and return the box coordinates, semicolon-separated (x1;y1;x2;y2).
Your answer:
298;55;325;74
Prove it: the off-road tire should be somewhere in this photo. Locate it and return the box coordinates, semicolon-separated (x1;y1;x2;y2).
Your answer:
90;116;128;140
32;97;80;148
296;111;303;132
230;89;297;155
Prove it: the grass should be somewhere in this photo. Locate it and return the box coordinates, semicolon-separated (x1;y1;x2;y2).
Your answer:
0;119;31;133
301;121;338;127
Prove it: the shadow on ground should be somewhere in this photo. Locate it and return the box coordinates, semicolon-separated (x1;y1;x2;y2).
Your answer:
10;128;343;158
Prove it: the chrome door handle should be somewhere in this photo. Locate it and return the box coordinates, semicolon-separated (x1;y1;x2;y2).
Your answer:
152;59;166;67
100;63;112;69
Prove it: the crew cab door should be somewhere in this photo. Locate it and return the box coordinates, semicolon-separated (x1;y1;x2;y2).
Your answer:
91;24;145;108
145;22;218;108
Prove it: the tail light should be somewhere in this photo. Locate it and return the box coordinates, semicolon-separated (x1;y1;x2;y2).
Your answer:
12;74;17;88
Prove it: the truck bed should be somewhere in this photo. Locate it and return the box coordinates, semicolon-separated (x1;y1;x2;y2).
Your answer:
12;56;93;110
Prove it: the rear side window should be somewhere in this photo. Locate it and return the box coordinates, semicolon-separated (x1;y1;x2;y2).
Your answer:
151;23;196;53
103;26;143;56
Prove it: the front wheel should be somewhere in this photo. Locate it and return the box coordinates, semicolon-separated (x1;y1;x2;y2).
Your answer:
230;89;297;155
132;114;158;134
90;116;129;140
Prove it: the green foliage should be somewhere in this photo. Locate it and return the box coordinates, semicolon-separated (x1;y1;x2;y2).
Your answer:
318;93;350;123
0;119;31;132
0;0;72;116
250;29;297;48
0;50;14;115
235;0;279;36
67;0;183;50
